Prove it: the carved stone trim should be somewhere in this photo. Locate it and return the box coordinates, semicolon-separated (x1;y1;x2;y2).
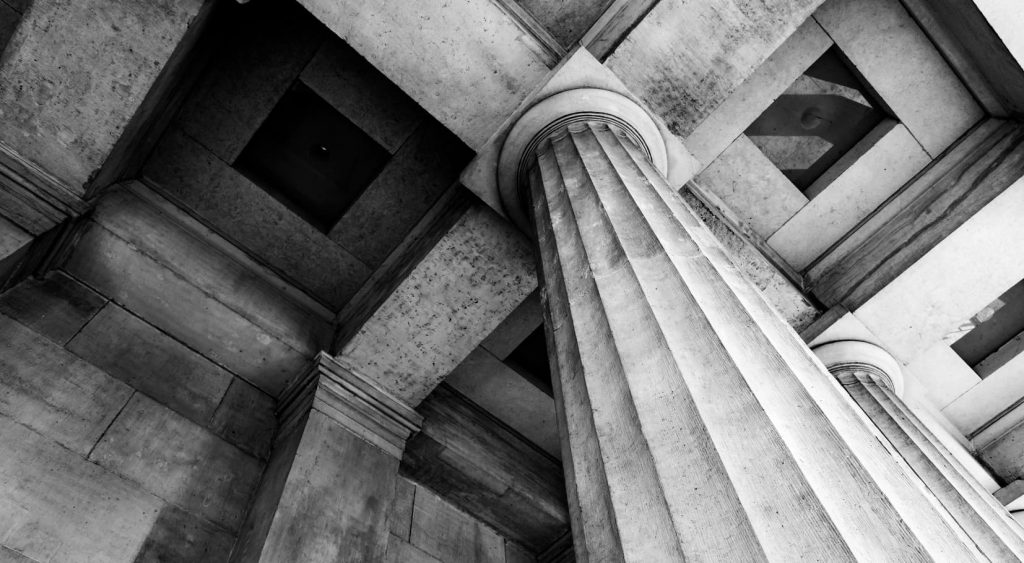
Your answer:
0;141;88;235
277;352;423;458
813;340;905;397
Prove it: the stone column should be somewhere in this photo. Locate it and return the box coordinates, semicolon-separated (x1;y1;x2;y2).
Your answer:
815;340;1024;561
501;89;987;561
230;352;422;562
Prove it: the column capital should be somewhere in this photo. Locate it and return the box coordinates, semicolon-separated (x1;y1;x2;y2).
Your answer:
813;340;905;398
277;352;423;459
497;87;668;231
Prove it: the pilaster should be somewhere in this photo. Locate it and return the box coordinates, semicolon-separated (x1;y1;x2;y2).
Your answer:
231;352;422;562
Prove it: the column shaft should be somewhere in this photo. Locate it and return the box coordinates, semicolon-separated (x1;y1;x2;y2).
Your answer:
842;369;1024;560
530;122;982;561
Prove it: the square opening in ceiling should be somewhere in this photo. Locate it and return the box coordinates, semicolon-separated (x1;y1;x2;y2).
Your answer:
949;279;1024;378
235;82;390;233
745;46;889;194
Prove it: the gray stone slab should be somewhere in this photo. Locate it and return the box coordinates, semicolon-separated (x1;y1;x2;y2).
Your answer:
388;534;442;563
341;204;537;405
480;290;542;361
329;120;471;268
301;38;423;154
177;0;325;163
67;303;233;426
143;127;371;310
296;0;551;149
93;187;330;355
390;477;416;541
0;215;29;261
211;378;276;460
0;546;36;563
89;394;263;532
0;0;203;190
0;313;132;454
0;415;164;562
515;0;613;46
130;504;236;563
506;541;536;563
607;0;824;138
0;271;106;345
65;223;310;397
410;485;504;563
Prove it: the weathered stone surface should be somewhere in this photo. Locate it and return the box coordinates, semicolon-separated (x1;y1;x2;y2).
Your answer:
130;504;235;563
89;394;263;532
0;545;34;563
341;204;537;405
296;0;551;149
0;313;131;455
410;486;504;563
67;303;233;426
506;540;536;563
301;38;423;154
480;290;543;360
387;534;442;563
607;0;824;138
694;136;807;239
65;223;310;397
177;0;326;163
248;411;399;562
0;0;203;191
0;415;163;562
329;120;472;268
143;127;370;309
211;378;276;461
0;271;105;345
93;186;330;356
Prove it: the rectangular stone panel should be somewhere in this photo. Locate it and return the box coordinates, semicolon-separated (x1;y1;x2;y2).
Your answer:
387;534;442;563
67;303;233;426
0;271;106;345
89;394;263;531
211;378;277;460
0;314;132;455
0;415;164;562
390;477;416;541
129;504;236;563
64;222;309;397
0;216;30;262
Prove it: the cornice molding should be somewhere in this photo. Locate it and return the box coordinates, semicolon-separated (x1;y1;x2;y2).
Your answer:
0;141;88;235
278;352;423;458
812;340;905;397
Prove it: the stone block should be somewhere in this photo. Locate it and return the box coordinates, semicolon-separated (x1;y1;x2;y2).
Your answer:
211;378;277;460
387;534;442;563
177;0;326;163
0;546;34;562
481;290;543;361
64;223;309;397
0;416;163;562
301;38;423;154
89;394;263;531
92;187;329;357
390;477;416;541
0;216;29;262
506;540;536;563
694;136;808;239
0;271;106;345
341;205;537;405
67;303;233;425
329;119;472;268
0;313;132;454
143;127;370;310
410;485;504;563
767;123;931;270
295;0;551;149
0;0;204;190
814;0;983;157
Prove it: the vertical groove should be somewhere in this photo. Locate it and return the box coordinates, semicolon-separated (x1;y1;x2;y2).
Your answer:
616;132;983;561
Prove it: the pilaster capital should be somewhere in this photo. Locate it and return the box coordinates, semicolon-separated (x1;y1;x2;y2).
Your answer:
277;352;423;459
812;340;905;398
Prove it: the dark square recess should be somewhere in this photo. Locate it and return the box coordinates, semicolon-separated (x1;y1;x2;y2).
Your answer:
951;279;1024;376
745;46;888;193
235;82;390;233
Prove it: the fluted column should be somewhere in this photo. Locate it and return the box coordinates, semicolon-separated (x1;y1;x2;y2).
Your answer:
816;340;1024;561
521;114;984;561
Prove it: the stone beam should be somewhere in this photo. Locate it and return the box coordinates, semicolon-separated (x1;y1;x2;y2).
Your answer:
335;203;537;406
294;0;554;149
